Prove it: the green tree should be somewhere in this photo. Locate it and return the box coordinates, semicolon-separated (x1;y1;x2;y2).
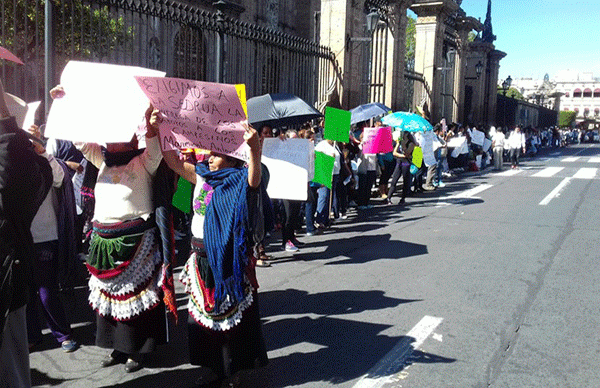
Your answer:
1;0;133;62
497;86;524;100
558;111;577;128
405;15;416;70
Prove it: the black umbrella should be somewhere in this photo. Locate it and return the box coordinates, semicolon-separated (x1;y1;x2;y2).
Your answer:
247;93;323;129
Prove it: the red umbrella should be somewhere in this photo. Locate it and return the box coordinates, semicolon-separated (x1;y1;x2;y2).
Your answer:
0;46;24;65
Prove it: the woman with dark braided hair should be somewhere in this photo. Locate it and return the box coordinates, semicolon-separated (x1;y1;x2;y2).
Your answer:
158;108;269;387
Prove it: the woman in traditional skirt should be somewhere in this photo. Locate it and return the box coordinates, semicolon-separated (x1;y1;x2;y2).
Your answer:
62;97;172;373
159;113;269;386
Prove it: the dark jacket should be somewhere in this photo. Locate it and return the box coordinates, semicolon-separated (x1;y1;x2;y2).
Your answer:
0;116;52;334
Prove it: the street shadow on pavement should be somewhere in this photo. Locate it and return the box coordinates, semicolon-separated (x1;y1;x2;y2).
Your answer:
260;289;420;318
257;289;425;386
280;233;427;265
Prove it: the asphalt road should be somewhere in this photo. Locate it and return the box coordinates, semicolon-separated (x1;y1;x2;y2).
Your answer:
29;143;600;387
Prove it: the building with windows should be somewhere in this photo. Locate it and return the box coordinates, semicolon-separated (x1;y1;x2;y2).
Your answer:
553;70;600;123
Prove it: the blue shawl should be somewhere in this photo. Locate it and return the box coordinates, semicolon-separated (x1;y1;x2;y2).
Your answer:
196;163;249;311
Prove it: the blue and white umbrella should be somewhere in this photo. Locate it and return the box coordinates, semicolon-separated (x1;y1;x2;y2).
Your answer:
381;111;433;132
350;102;391;125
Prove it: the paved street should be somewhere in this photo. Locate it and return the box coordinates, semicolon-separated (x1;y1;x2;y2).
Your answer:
30;143;600;388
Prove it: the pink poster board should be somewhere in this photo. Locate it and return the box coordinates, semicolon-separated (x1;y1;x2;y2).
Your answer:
362;126;393;154
135;76;248;160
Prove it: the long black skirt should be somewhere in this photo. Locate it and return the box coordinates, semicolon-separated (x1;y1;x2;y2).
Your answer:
96;302;167;355
188;294;268;379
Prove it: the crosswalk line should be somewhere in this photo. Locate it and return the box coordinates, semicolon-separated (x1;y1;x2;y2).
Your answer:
588;157;600;163
533;167;564;177
539;178;571;206
562;157;580;162
572;168;597;179
495;169;523;177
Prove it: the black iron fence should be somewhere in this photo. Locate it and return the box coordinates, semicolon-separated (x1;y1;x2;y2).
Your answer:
1;0;340;118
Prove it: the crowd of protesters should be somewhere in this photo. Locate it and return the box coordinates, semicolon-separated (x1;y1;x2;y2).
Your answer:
0;71;589;388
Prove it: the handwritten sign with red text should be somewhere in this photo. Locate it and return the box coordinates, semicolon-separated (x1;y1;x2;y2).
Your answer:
135;76;249;160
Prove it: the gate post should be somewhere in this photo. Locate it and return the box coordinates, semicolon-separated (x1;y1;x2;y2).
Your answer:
44;0;55;118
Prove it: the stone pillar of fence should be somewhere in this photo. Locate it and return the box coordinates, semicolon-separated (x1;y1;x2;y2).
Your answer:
383;0;414;111
410;0;459;124
452;16;481;125
320;0;362;109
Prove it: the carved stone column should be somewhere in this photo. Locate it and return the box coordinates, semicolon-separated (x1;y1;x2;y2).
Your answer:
410;0;459;123
486;49;506;127
453;16;481;124
382;0;414;111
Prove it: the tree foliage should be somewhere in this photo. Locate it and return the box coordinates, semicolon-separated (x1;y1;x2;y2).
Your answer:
559;111;577;128
497;86;524;100
405;15;416;70
1;0;133;62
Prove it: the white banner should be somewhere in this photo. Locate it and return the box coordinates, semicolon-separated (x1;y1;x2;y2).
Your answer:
420;131;437;167
471;129;485;146
45;61;165;144
447;136;466;148
261;138;314;201
483;138;493;152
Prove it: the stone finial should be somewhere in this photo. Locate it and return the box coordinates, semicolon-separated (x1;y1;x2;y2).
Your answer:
481;0;496;43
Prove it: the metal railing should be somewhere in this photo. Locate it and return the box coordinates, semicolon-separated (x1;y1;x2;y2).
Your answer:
1;0;340;118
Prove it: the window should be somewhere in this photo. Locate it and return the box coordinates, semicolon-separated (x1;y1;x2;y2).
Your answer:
594;89;600;98
573;89;582;98
583;88;592;98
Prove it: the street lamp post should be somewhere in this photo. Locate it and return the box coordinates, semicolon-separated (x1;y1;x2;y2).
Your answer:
501;75;512;128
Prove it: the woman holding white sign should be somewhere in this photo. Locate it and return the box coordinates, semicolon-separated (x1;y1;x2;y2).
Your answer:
157;110;269;387
49;86;172;373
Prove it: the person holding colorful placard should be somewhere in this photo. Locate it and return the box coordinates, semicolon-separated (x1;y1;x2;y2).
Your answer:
158;111;269;387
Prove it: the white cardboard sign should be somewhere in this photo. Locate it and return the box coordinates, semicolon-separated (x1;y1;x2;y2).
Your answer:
261;138;314;201
45;61;165;143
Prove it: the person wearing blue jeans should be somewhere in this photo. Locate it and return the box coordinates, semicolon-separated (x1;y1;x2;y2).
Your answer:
304;183;320;235
315;185;331;228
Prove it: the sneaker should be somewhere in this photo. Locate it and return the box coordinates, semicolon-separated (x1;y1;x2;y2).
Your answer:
61;339;78;353
341;213;348;219
437;181;446;188
284;240;299;252
423;185;436;191
306;231;315;237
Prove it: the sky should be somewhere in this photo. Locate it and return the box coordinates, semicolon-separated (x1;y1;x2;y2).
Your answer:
457;0;600;80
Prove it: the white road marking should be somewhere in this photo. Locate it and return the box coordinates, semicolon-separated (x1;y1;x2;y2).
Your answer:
533;167;564;177
435;184;493;207
588;157;600;163
539;178;571;206
452;184;494;198
562;157;580;162
572;168;597;180
352;316;443;388
495;169;522;177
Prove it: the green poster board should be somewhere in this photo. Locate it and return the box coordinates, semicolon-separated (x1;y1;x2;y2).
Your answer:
323;106;350;143
313;151;335;189
172;176;193;213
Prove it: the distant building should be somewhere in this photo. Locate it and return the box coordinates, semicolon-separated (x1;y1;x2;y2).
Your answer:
553;70;600;123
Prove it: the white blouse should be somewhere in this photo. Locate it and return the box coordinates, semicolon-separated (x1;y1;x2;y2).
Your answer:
80;136;162;223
